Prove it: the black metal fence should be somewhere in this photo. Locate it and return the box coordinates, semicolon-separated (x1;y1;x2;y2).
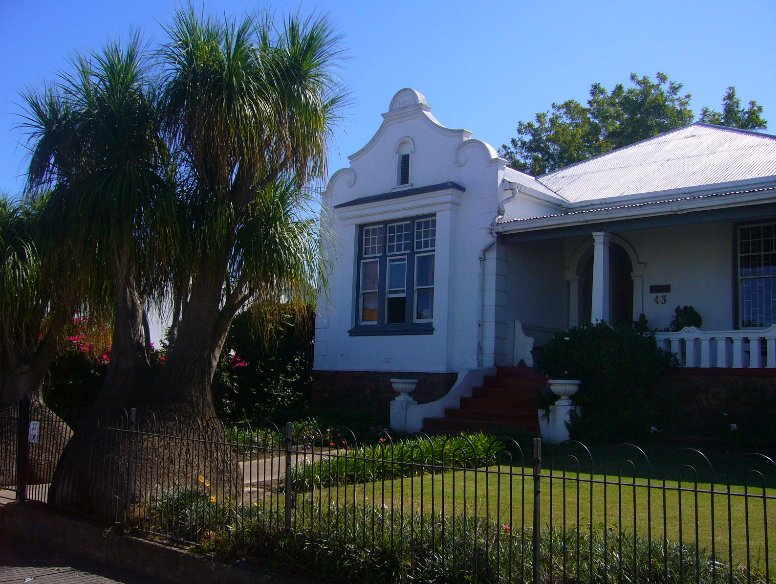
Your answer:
3;398;775;583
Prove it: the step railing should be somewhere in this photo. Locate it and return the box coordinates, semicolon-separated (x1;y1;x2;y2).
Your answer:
654;325;776;368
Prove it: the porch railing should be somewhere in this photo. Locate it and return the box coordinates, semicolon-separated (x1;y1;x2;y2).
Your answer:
655;325;776;368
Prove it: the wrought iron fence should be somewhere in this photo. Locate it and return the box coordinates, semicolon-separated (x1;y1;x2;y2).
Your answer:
4;397;775;583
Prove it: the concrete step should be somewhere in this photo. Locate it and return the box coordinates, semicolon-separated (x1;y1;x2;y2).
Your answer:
420;367;544;435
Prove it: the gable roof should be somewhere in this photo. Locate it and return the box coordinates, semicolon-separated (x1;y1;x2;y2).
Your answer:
536;123;776;203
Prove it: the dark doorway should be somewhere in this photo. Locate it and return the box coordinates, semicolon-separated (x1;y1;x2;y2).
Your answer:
577;243;633;325
610;244;633;326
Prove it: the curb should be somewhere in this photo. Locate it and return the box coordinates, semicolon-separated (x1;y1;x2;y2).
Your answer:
2;502;315;584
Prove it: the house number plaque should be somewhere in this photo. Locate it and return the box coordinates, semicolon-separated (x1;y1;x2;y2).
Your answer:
649;284;671;305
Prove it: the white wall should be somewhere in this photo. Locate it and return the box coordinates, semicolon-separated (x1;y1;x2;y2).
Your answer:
314;89;507;374
625;222;734;330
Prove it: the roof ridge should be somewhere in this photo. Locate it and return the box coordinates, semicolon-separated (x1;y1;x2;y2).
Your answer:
540;122;775;180
692;121;776;140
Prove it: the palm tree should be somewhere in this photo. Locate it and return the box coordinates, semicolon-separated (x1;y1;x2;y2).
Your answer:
22;37;177;514
21;9;344;517
147;8;344;416
23;35;176;407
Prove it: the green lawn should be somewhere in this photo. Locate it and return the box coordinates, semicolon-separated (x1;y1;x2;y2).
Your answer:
285;463;775;572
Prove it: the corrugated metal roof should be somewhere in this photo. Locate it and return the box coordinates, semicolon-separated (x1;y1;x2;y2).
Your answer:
537;123;776;203
498;185;776;226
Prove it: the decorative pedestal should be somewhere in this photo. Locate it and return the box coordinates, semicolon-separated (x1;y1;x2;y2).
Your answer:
538;379;581;444
389;378;418;433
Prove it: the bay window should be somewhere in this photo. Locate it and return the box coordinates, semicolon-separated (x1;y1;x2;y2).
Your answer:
352;216;436;334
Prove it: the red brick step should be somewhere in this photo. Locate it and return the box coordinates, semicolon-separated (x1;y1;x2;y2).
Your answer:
421;367;545;435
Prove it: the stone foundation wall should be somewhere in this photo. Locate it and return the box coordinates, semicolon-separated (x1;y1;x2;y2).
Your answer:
312;370;458;423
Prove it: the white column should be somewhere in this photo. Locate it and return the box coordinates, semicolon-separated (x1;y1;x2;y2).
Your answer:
591;232;611;323
567;277;580;327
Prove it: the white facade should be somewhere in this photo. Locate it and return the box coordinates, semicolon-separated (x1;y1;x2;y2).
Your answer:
315;89;776;377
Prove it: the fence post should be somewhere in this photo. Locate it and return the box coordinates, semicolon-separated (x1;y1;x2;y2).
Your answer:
284;421;293;534
532;437;542;584
124;408;137;523
16;397;30;503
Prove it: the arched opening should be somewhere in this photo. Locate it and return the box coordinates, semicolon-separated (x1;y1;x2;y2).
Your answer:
577;243;634;326
610;244;634;326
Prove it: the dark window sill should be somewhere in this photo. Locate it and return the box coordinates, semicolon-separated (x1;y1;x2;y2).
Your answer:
349;324;434;336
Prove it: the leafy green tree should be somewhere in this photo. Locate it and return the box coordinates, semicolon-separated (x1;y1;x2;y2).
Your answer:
501;73;767;175
0;195;77;485
699;86;767;130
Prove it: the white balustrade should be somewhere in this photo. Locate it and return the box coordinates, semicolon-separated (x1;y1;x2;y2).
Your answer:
654;325;776;368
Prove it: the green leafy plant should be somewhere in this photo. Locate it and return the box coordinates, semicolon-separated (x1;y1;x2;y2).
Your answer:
212;308;313;424
291;432;505;490
536;323;677;444
202;503;770;583
669;305;702;331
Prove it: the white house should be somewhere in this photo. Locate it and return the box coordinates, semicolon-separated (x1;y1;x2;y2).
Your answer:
312;88;776;424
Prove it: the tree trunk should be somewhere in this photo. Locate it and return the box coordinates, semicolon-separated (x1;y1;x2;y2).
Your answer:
48;263;154;513
0;317;73;487
0;312;65;406
97;268;151;409
48;253;242;522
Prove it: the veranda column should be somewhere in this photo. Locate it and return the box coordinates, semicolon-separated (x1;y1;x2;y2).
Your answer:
591;232;611;323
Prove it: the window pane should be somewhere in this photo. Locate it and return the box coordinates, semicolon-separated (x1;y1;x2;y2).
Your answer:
361;260;379;291
363;225;384;256
416;289;434;320
387;222;412;254
739;223;776;327
388;258;407;292
415;218;436;251
416;254;435;287
399;154;410;185
387;297;406;324
362;292;378;322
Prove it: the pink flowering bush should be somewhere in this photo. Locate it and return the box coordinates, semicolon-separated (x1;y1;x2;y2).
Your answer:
211;308;313;423
44;316;113;412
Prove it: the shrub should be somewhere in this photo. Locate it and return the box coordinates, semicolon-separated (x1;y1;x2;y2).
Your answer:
43;317;111;418
670;305;703;331
290;432;504;490
150;483;259;542
212;307;313;424
536;322;677;444
202;503;770;583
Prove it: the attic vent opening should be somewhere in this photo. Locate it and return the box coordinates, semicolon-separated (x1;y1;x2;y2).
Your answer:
399;153;410;185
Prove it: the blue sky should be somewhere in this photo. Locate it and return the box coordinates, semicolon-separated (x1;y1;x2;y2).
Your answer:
1;0;774;196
